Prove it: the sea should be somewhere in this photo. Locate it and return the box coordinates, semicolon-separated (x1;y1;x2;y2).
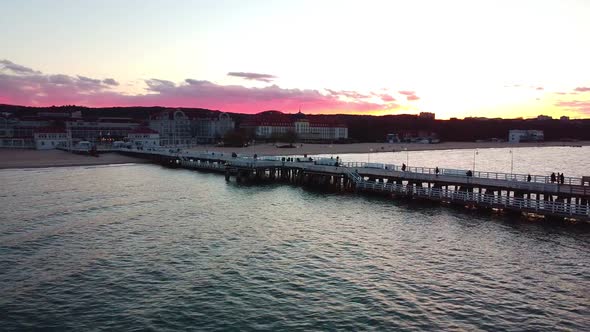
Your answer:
1;146;589;331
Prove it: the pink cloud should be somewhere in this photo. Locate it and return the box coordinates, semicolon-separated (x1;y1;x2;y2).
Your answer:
0;59;40;75
574;87;590;92
0;60;399;114
325;89;371;99
398;90;419;101
399;90;416;96
555;100;590;115
379;94;396;102
227;72;276;83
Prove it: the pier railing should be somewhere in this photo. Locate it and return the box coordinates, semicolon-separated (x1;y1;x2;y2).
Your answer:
116;147;588;191
344;169;363;184
356;181;590;219
112;147;590;221
179;159;224;170
343;162;584;186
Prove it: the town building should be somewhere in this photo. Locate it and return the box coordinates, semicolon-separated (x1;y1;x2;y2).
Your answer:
419;112;435;120
149;110;192;146
193;113;235;143
386;133;401;143
0;114;52;148
149;109;235;146
508;129;544;143
241;111;348;141
66;118;140;145
33;127;70;150
537;115;553;121
127;127;160;148
386;130;439;143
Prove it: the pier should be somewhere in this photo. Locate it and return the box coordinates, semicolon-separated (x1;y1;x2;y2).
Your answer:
116;147;590;222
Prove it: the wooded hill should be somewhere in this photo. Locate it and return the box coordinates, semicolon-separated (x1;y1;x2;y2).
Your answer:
2;104;589;142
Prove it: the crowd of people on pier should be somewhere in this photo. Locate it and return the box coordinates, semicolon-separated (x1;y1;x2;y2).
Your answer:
551;172;566;184
228;151;572;186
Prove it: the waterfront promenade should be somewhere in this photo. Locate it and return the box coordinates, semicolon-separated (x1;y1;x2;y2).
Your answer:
115;147;590;222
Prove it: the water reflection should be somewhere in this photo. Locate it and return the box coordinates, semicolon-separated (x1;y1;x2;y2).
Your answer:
0;158;588;331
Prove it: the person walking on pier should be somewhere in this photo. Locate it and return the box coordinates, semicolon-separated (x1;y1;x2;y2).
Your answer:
402;163;406;171
527;174;531;182
560;173;565;184
551;172;556;183
435;167;440;176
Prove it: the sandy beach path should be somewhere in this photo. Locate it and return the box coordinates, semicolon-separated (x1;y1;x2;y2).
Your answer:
0;149;148;169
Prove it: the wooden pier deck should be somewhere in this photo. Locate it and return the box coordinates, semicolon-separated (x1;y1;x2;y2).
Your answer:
115;147;590;222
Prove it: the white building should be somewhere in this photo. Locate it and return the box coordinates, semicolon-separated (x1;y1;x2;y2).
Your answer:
149;110;194;146
509;130;544;143
66;118;140;144
127;127;160;148
34;128;70;150
149;109;235;146
242;111;348;141
194;113;235;143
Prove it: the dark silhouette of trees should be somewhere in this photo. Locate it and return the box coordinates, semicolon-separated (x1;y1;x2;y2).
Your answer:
2;104;589;142
222;129;251;147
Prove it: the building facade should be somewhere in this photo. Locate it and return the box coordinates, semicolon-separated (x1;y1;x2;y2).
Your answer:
127;127;160;148
419;112;436;120
0;115;51;148
149;110;194;146
193;113;235;143
33;128;70;150
509;130;544;143
241;111;348;141
150;110;235;146
66;118;140;144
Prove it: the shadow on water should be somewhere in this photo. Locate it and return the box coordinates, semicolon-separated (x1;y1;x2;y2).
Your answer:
141;163;590;237
223;174;590;236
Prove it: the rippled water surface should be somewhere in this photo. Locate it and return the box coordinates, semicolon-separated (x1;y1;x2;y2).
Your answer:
1;147;589;331
317;146;590;177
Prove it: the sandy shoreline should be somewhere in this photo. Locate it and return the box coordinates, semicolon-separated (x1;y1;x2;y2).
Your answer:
0;149;148;170
189;140;590;156
1;141;588;169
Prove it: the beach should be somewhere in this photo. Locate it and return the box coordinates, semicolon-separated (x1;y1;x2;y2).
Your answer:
1;141;588;169
188;140;590;157
0;149;148;169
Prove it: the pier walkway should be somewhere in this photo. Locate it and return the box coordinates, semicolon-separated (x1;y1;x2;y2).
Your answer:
115;147;590;222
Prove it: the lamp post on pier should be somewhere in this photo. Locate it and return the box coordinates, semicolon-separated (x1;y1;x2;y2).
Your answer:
405;147;409;168
510;149;514;174
473;149;478;172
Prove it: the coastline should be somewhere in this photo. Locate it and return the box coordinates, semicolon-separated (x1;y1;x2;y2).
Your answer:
189;140;590;156
1;141;587;169
0;149;148;170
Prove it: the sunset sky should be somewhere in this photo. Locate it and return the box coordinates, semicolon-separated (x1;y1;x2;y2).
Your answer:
1;0;589;119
